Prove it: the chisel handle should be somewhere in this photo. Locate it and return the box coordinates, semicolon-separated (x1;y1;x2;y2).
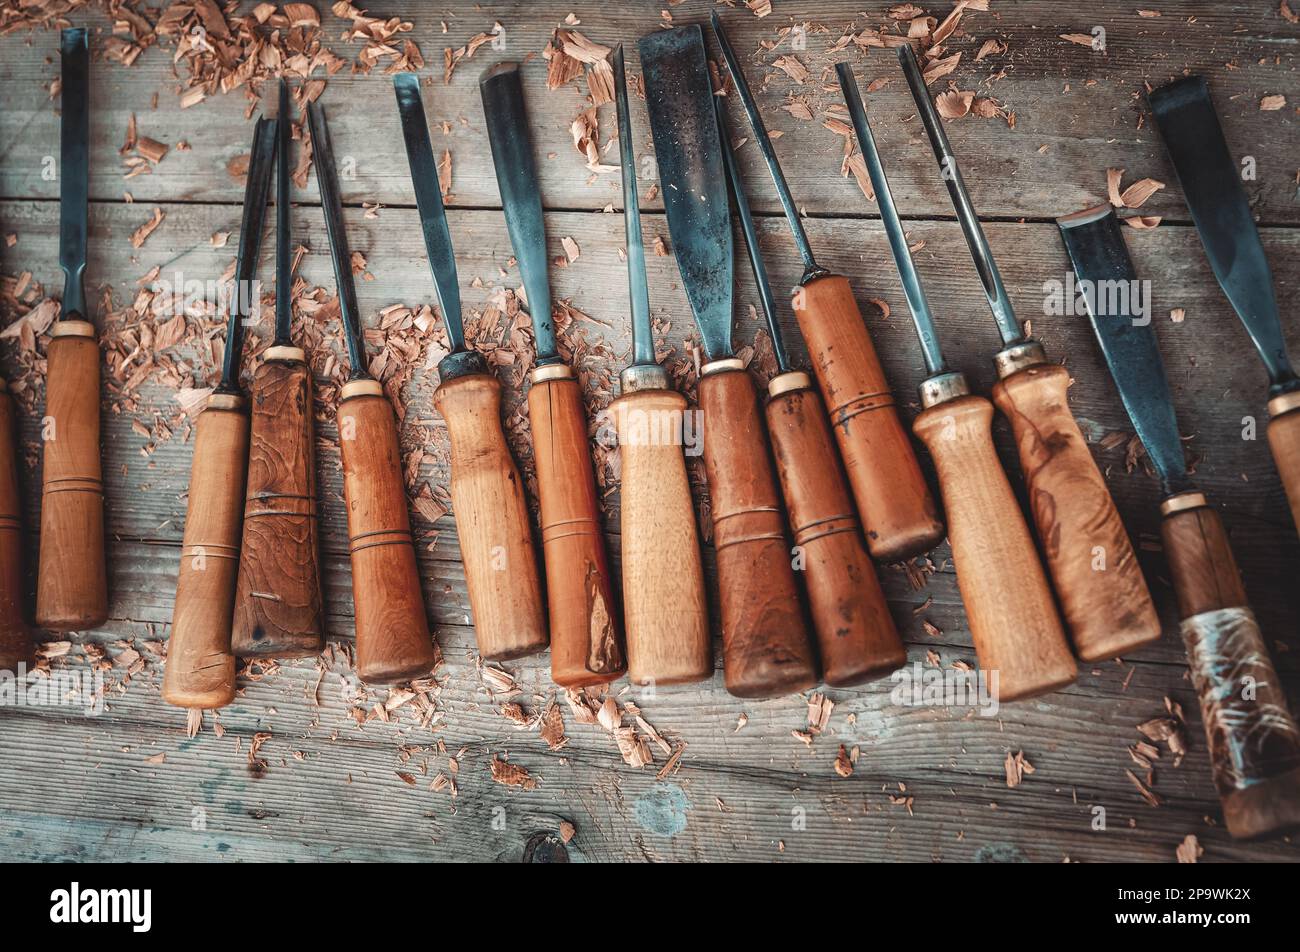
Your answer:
1267;394;1300;536
793;274;944;561
0;384;31;669
1161;494;1300;840
612;386;711;687
338;382;439;684
163;395;246;709
527;366;623;687
700;363;817;699
36;321;107;631
232;351;325;658
992;362;1161;661
434;372;547;661
913;393;1076;702
765;373;905;686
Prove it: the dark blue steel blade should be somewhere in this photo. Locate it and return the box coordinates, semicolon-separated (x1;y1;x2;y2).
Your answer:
58;28;89;322
613;45;655;369
274;79;294;346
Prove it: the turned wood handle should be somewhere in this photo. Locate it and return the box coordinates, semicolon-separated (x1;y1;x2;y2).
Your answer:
434;372;546;661
528;369;623;687
1161;498;1300;839
992;362;1160;661
163;397;246;709
36;322;108;631
1267;401;1300;536
232;357;325;658
913;394;1075;702
338;387;439;684
699;366;816;699
0;387;31;670
613;387;710;687
765;375;905;687
792;274;944;561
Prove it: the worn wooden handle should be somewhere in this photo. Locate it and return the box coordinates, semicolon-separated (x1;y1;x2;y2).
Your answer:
528;369;623;687
339;386;439;684
36;323;108;631
163;397;246;709
1161;498;1300;839
792;274;944;561
434;372;547;661
913;394;1076;702
232;356;325;658
992;362;1160;661
700;366;817;699
1267;401;1300;535
613;387;711;687
0;387;30;670
765;375;905;686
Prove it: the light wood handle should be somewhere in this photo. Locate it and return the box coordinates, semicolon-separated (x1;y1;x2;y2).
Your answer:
992;363;1160;661
699;367;817;699
527;370;623;687
613;387;711;687
913;394;1076;702
792;274;944;561
339;389;439;684
36;325;108;631
1161;499;1300;840
1267;403;1300;535
765;378;905;686
163;399;246;709
232;358;325;658
434;372;547;661
0;389;30;669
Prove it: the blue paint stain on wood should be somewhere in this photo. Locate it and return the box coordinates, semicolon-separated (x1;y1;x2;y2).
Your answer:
633;783;690;837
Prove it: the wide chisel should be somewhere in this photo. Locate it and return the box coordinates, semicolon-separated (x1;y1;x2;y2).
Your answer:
1058;204;1300;840
480;62;624;687
716;93;905;687
163;117;274;709
37;27;108;632
898;45;1160;662
309;101;439;684
394;75;546;665
1147;77;1300;536
712;13;943;562
609;46;710;687
232;80;324;659
838;63;1075;702
642;25;817;699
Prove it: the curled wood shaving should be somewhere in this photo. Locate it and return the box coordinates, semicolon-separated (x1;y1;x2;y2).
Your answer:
490;755;538;790
1176;834;1202;863
129;207;165;248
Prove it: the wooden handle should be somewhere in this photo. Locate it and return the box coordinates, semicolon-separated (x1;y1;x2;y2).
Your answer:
792;274;944;561
338;386;439;684
765;376;905;686
36;323;107;631
232;357;324;658
992;363;1160;661
613;387;711;686
162;397;246;709
1161;498;1300;839
527;369;623;687
434;372;546;661
0;388;30;670
699;366;816;699
913;394;1076;702
1267;400;1300;535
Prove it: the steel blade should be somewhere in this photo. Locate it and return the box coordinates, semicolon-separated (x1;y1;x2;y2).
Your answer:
274;80;294;347
613;45;655;369
58;28;89;322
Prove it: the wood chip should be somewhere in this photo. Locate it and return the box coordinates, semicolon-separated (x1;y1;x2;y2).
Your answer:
1175;834;1202;863
130;207;165;248
1260;94;1287;111
490;755;538;790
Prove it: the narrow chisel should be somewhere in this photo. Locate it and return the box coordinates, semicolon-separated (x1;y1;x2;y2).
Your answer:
394;74;546;664
480;62;624;686
0;364;27;669
1058;204;1300;840
838;63;1075;702
899;45;1159;662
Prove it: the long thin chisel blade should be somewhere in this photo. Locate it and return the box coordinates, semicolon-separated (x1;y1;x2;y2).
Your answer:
59;28;90;321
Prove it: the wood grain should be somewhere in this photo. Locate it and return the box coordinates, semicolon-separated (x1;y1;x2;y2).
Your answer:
1267;404;1300;538
0;387;29;670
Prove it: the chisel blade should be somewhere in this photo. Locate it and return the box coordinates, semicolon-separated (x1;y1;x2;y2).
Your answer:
58;28;89;322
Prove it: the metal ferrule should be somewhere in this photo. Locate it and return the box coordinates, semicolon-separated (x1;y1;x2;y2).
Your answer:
1160;490;1208;516
768;371;812;398
206;392;246;411
702;357;745;377
49;320;95;339
1268;390;1300;419
263;345;305;363
993;339;1048;379
341;379;383;400
919;371;970;409
798;266;833;286
437;349;489;381
620;364;669;394
530;363;574;384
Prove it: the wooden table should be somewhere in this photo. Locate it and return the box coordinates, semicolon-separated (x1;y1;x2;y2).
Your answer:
0;0;1296;863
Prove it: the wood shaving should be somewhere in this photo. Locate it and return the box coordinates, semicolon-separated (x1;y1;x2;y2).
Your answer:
1176;834;1202;863
490;755;538;790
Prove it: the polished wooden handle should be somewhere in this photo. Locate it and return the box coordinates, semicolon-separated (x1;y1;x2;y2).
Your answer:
338;387;439;684
765;376;905;686
163;397;246;709
613;387;711;687
36;323;108;631
913;394;1075;702
1161;498;1300;840
992;362;1160;661
232;357;325;658
1267;402;1300;535
528;369;623;687
434;372;547;661
0;388;31;669
792;274;944;561
700;366;816;699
